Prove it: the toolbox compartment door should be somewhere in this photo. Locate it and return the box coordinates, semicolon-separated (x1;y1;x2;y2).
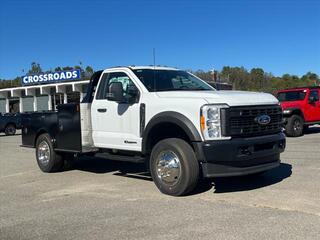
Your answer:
56;103;82;152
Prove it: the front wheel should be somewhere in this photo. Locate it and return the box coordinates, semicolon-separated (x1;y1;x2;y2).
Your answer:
285;115;304;137
5;124;16;136
150;138;199;196
36;133;64;172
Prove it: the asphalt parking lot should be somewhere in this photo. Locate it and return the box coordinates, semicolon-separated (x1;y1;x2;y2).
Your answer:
1;128;320;240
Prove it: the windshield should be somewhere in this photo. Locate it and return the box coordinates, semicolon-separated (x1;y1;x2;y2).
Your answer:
132;69;214;92
277;91;306;102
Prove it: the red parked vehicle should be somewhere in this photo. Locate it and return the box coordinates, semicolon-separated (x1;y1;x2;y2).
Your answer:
277;86;320;137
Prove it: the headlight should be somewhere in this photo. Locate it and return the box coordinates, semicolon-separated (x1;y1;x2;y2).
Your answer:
283;109;291;114
200;104;229;140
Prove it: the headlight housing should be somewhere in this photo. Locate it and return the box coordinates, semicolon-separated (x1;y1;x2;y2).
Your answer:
283;109;291;114
200;104;229;140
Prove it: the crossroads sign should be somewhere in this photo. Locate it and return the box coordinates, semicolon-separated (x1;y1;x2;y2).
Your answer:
22;69;81;85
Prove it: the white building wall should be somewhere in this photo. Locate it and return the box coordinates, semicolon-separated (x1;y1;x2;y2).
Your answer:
37;96;49;111
0;99;5;113
0;80;89;113
22;97;35;112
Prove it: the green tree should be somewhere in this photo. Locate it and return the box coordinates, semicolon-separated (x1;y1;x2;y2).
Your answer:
62;66;73;71
85;65;94;75
54;67;62;72
192;70;212;82
28;62;42;74
301;72;319;86
250;68;265;90
220;66;250;90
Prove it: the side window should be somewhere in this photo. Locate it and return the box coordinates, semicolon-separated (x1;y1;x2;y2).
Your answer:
310;90;319;101
96;73;109;99
109;74;131;95
96;72;138;100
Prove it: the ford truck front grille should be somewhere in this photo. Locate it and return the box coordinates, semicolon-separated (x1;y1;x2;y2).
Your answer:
221;105;283;137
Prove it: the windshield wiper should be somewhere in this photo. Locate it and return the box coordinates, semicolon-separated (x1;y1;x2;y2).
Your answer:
179;86;209;91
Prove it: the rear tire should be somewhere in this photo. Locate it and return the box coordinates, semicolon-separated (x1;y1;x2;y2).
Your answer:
36;133;64;172
5;124;16;136
285;115;304;137
150;138;199;196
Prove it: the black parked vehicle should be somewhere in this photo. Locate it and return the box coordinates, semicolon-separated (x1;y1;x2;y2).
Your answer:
0;113;22;135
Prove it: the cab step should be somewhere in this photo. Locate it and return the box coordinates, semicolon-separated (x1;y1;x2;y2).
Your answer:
94;152;146;163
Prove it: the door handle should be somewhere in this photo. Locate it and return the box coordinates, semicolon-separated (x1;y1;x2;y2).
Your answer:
97;108;107;113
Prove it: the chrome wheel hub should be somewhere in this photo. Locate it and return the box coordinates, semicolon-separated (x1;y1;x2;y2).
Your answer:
156;151;181;185
38;141;50;165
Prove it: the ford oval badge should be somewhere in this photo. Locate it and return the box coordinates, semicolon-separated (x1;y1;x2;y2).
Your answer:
255;115;271;125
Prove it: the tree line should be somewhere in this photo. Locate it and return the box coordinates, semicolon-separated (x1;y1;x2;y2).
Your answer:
0;62;319;94
192;67;319;94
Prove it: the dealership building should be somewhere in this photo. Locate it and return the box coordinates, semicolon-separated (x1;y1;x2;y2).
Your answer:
0;70;89;113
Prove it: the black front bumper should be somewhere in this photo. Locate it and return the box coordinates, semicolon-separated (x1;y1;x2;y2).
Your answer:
193;133;286;177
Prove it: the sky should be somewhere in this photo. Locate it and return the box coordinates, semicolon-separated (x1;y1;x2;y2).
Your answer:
0;0;319;79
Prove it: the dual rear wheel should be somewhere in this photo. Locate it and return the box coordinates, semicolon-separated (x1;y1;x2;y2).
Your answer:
36;134;75;172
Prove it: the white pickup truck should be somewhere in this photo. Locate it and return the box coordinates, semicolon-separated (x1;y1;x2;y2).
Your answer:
21;66;286;196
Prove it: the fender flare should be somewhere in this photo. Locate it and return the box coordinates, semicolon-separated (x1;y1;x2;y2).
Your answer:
34;128;57;148
5;122;16;128
142;111;202;154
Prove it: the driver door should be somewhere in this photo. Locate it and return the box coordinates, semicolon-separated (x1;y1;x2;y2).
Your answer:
306;89;320;122
91;71;141;151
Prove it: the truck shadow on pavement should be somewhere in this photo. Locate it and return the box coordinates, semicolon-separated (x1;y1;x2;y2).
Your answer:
75;156;292;195
75;156;153;181
206;163;292;194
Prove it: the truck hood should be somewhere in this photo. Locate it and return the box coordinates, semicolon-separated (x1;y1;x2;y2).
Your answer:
156;90;279;106
280;101;304;110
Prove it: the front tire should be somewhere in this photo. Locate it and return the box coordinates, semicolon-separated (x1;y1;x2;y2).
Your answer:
285;115;304;137
5;124;16;136
150;138;199;196
36;133;64;172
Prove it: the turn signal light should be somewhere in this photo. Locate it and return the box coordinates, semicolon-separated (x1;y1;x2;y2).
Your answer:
200;115;205;131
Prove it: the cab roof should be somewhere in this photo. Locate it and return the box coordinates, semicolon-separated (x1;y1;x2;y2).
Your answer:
105;65;180;71
277;86;320;93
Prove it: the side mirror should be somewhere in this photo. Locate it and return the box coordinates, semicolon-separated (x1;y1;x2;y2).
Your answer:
126;85;139;103
308;96;316;104
107;82;124;103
